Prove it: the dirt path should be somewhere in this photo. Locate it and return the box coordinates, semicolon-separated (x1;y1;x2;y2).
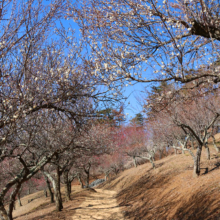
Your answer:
12;187;126;220
72;189;126;220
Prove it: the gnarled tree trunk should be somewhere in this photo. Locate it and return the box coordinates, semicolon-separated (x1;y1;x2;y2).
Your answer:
68;181;72;195
77;173;84;189
204;142;210;160
43;169;63;211
43;174;54;203
17;186;23;207
132;156;137;168
193;146;202;177
55;166;63;211
0;201;9;220
149;158;155;169
84;163;91;188
17;195;22;207
67;174;75;195
8;183;22;220
63;170;71;201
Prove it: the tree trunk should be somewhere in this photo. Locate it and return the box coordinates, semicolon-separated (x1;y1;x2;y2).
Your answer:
44;189;48;198
175;148;177;155
85;174;89;188
55;166;63;211
84;163;91;188
105;171;110;181
43;170;63;211
0;201;9;220
182;148;185;154
8;183;22;220
47;181;54;203
63;170;71;201
159;149;163;159
150;159;155;169
212;136;220;153
68;181;72;194
17;186;22;206
133;156;137;168
67;174;76;194
193;146;202;177
44;175;54;203
17;194;22;207
77;174;84;188
206;146;210;160
0;152;57;220
205;142;210;160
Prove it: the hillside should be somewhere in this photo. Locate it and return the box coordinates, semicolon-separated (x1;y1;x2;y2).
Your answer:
12;143;220;220
99;146;220;220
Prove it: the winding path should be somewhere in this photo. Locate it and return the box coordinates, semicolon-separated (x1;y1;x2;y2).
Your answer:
72;189;126;220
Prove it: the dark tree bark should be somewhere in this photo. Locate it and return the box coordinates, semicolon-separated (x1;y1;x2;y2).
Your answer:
55;166;63;211
68;181;72;194
43;168;63;212
17;186;23;207
44;189;48;198
193;146;202;177
67;174;75;194
0;152;59;220
8;183;22;220
0;201;8;220
17;194;22;207
63;170;71;201
83;162;91;188
112;166;119;175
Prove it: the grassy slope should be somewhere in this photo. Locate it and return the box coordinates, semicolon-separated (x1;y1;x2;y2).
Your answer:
12;134;220;220
99;145;220;220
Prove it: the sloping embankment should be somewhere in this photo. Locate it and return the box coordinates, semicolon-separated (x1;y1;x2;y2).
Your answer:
99;146;220;220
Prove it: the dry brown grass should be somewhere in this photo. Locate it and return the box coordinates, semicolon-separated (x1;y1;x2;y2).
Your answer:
99;146;220;220
13;187;96;220
12;134;220;220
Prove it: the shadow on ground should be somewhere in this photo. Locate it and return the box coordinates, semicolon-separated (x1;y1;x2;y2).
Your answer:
14;189;92;220
101;155;220;220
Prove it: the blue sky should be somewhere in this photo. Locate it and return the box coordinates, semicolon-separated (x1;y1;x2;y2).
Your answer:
123;83;146;120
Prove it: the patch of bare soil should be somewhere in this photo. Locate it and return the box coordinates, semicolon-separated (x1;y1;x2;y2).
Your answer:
99;145;220;220
72;189;125;220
